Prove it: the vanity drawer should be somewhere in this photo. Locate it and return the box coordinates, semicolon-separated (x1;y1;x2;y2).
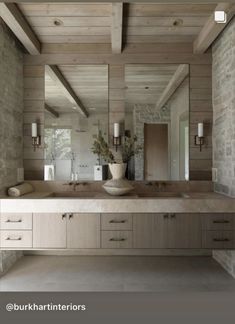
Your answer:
101;213;132;231
0;230;32;248
202;231;235;249
101;231;132;248
202;214;235;231
0;213;32;230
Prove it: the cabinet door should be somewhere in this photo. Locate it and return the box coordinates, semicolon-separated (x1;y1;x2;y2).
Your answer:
133;213;168;248
167;213;202;248
33;213;66;248
67;213;100;248
133;213;202;249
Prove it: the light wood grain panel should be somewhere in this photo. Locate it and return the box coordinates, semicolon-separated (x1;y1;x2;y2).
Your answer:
39;35;111;43
127;4;216;17
1;213;32;230
190;159;212;171
23;53;212;65
42;43;111;54
34;26;110;36
101;231;133;249
26;16;111;27
126;16;208;27
33;213;66;249
127;26;201;36
67;213;100;249
19;3;112;17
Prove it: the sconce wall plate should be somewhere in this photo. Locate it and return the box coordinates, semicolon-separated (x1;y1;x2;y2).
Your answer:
32;136;41;152
194;135;205;152
113;136;122;152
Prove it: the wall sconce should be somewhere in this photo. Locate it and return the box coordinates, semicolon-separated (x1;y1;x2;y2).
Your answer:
32;122;41;151
194;123;205;152
113;123;122;151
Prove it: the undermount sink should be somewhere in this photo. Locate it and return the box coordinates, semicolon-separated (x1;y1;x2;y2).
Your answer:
51;191;99;198
137;192;189;198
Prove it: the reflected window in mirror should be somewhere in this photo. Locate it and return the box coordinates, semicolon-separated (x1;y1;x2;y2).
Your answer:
44;65;109;181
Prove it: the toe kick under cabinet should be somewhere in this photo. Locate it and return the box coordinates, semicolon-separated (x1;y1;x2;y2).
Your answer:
0;213;235;251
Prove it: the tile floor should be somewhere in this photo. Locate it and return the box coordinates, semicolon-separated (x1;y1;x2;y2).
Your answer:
0;256;235;292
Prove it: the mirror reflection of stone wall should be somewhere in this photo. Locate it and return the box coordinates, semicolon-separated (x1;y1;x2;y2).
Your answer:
125;64;189;181
44;65;108;180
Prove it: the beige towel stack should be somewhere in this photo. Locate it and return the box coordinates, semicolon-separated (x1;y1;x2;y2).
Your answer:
8;183;34;197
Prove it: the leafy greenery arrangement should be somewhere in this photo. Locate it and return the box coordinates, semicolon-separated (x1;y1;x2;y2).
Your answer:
121;135;142;163
91;132;142;164
91;132;115;164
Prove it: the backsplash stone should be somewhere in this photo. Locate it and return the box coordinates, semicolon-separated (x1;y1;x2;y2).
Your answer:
212;17;235;277
0;21;24;274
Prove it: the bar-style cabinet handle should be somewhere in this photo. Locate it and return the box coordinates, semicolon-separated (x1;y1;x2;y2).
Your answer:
6;219;22;223
109;220;126;224
213;220;230;224
109;238;126;242
6;237;22;241
69;214;73;220
62;214;67;220
163;214;169;219
213;238;230;242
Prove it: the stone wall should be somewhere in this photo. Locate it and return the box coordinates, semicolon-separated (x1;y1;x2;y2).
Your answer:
0;21;23;275
212;17;235;278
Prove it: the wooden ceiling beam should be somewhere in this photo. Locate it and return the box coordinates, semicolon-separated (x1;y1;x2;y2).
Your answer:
111;3;123;54
45;104;59;119
45;65;89;118
194;3;235;54
0;3;41;54
156;64;189;109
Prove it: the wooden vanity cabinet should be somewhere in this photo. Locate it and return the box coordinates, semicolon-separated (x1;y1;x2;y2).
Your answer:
133;213;202;249
33;213;67;249
33;213;100;249
67;213;100;248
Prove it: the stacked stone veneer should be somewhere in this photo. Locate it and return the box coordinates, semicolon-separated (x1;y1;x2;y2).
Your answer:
134;104;170;180
212;17;235;278
0;21;23;275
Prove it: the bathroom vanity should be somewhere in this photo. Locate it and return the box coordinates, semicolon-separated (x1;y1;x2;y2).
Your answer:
1;192;235;253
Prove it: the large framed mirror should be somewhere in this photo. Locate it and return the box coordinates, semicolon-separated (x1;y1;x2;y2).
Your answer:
44;64;108;181
125;64;189;181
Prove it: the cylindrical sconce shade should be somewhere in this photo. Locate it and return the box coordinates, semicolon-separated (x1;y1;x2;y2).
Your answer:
198;123;204;137
32;123;37;137
114;123;120;138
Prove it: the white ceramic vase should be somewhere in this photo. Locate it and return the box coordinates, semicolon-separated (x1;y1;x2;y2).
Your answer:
103;163;134;196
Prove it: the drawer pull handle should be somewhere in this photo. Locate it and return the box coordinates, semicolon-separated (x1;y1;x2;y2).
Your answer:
213;220;230;224
109;220;126;224
62;214;67;219
6;219;22;223
109;238;126;242
69;214;73;220
6;237;22;241
163;214;169;219
213;238;230;242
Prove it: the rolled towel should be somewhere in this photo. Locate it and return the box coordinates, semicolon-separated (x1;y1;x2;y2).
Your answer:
8;183;34;197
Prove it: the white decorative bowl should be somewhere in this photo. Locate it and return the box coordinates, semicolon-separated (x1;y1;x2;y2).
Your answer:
103;179;134;196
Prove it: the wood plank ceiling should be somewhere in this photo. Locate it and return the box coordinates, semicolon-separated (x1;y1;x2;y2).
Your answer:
18;2;216;45
125;64;179;110
45;65;108;114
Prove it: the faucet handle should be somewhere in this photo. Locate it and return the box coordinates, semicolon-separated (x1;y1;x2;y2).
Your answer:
63;182;73;186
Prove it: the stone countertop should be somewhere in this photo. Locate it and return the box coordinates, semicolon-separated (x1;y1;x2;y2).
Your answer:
0;191;234;213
